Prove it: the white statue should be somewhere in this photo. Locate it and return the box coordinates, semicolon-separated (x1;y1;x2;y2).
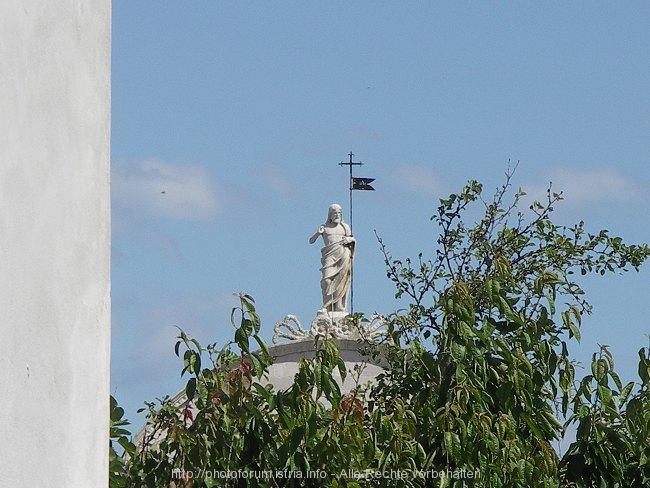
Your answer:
271;202;387;343
309;204;355;313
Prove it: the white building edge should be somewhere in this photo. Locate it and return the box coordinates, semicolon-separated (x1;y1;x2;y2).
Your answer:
0;1;111;487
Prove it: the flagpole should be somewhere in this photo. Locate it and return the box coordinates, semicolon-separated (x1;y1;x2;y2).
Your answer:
349;154;354;314
347;151;355;314
347;151;354;232
339;152;374;315
340;151;360;314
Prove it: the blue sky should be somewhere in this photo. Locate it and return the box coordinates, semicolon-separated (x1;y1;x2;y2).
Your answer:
111;2;650;430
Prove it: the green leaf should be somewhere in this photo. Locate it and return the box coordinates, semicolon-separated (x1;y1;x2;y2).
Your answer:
185;377;197;400
110;406;124;423
253;382;272;401
444;431;461;459
592;358;608;383
618;381;635;408
521;411;545;439
563;310;581;342
638;348;650;384
117;437;136;456
234;327;250;352
450;340;466;361
609;370;622;391
455;361;467;383
289;425;305;452
485;431;499;454
597;384;613;409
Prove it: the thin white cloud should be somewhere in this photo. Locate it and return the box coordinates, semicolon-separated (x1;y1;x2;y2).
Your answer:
525;167;643;206
392;164;445;197
121;291;238;371
257;165;294;196
112;159;221;221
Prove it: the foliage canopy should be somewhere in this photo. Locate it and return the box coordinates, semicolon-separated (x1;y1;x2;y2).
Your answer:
111;171;650;487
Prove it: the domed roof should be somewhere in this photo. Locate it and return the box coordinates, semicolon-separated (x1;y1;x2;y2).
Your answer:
133;334;386;448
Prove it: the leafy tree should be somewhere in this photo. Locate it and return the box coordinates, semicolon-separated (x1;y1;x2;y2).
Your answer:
559;346;650;486
375;172;649;486
110;395;136;487
112;171;650;487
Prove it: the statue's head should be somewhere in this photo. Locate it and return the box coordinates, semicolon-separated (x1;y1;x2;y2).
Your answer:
327;204;343;224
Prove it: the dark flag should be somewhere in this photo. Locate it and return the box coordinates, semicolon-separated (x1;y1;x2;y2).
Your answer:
352;177;375;191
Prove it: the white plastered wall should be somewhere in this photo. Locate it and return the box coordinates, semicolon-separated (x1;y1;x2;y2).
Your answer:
0;2;111;486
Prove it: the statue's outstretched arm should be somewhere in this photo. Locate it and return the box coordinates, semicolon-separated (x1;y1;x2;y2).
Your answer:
309;226;325;244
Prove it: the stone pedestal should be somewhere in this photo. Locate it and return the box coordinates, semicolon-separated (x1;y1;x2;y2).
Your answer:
134;339;388;446
262;339;386;392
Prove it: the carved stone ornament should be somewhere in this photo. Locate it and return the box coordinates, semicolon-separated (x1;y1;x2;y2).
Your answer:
272;311;387;344
272;315;310;344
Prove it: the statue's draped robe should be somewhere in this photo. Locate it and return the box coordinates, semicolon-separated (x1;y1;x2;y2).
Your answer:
320;232;355;312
